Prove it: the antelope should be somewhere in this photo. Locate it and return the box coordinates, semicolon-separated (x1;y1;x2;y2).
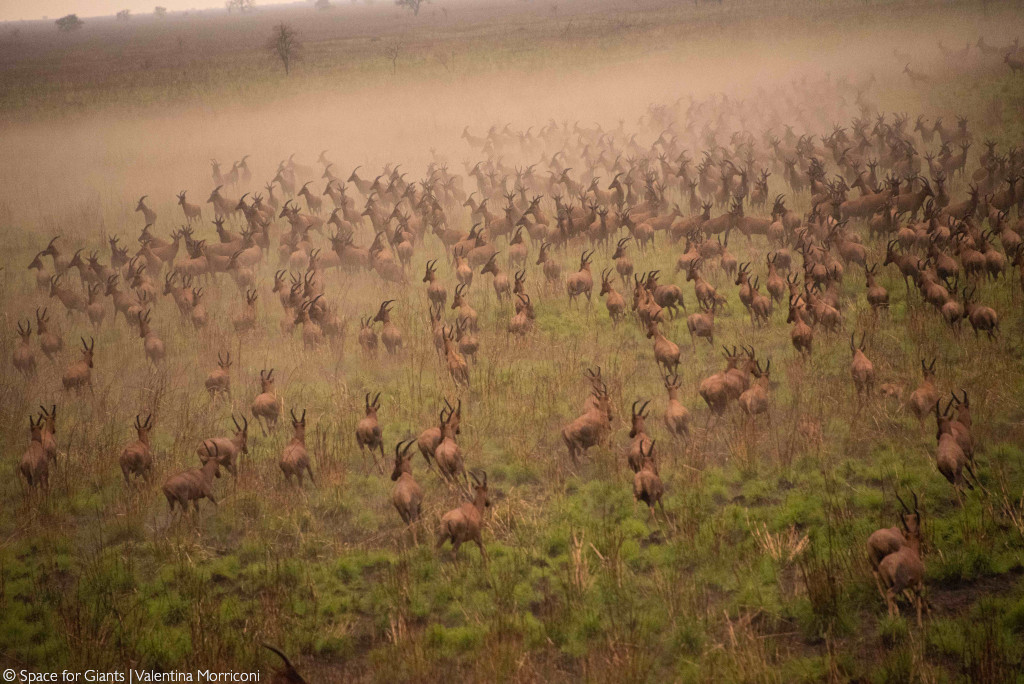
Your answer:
233;288;258;334
434;401;467;487
867;492;918;572
252;369;281;434
600;268;626;324
391;439;424;543
947;391;975;462
86;283;105;329
297;182;322;215
451;284;478;332
356;392;386;472
442;325;470;386
358;316;378;357
13;319;36;377
850;332;874;396
935;400;976;492
626;399;654;473
612;237;634;284
536;242;562;290
62;337;94;393
908;359;939;429
962;288;999;339
633;441;665;520
874;493;927;625
205;351;232;397
374;300;403;354
120;414;154;484
738;359;771;420
189;287;208;329
423;259;447;309
29;251;51;292
685;259;718;309
662;373;690;441
698;347;742;417
176;191;202;224
765;254;785;303
50;272;88;315
508;226;528;268
645;318;680;375
164;441;222;515
196;415;248;477
566;250;595;305
480;252;511;302
436;470;490;562
864;264;889;312
455;318;479;363
686;299;717;349
20;415;49;491
280;409;314;486
37;404;58;462
417;398;459;467
137;310;165;365
135;195;157;225
562;381;613;465
787;295;813;357
453;246;474;287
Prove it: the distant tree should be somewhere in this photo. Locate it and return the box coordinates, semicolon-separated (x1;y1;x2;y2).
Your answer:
154;6;167;17
226;0;255;12
267;23;301;75
315;0;332;8
116;9;131;21
395;0;427;16
55;14;84;31
383;38;403;74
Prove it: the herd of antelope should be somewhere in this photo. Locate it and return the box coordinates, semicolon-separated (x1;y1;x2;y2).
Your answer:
9;38;1024;627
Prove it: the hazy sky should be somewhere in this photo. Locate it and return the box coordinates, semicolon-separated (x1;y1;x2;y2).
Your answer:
0;0;247;21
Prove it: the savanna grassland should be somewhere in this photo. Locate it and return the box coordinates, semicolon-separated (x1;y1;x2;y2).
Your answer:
2;0;1024;681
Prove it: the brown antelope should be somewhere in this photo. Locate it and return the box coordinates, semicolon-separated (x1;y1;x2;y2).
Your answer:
442;325;470;387
877;494;927;625
436;470;490;562
262;644;306;684
13;319;36;377
765;254;785;303
453;246;474;287
633;440;665;520
434;401;467;487
600;268;626;324
374;300;403;355
868;492;918;572
164;441;222;515
280;409;314;486
35;307;63;361
698;347;741;417
233;289;258;334
662;373;690;441
787;296;813;357
686;299;717;349
137;310;165;365
29;251;51;292
205;351;232;397
480;252;511;302
566;250;595;305
252;369;281;435
962;287;999;339
946;391;975;462
176;191;202;224
850;332;874;396
451;284;478;332
20;415;49;491
686;259;718;309
62;337;94;393
536;242;562;290
455;318;479;363
391;439;424;543
562;381;613;465
37;404;58;462
749;278;773;327
358;316;378;357
423;259;447;309
120;414;154;484
507;293;535;337
189;287;208;329
645;318;680;375
612;236;634;284
196;415;248;477
417;398;459;467
626;399;654;473
86;283;105;329
136;195;157;225
294;300;324;350
908;359;939;429
934;400;976;492
356;392;385;472
739;359;771;420
508;226;528;268
864;263;889;312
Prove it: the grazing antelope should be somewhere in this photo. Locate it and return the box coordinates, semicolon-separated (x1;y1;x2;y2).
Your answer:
20;415;49;491
633;440;665;520
164;441;222;515
600;268;626;324
626;399;654;473
13;319;36;377
876;492;927;626
908;359;939;429
562;381;613;465
356;392;386;472
197;415;249;477
391;439;424;543
137;310;165;365
358;316;378;357
566;250;595;306
205;351;231;397
62;337;94;393
120;414;154;484
436;470;490;562
280;409;314;486
252;369;281;435
374;300;403;355
850;332;874;396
